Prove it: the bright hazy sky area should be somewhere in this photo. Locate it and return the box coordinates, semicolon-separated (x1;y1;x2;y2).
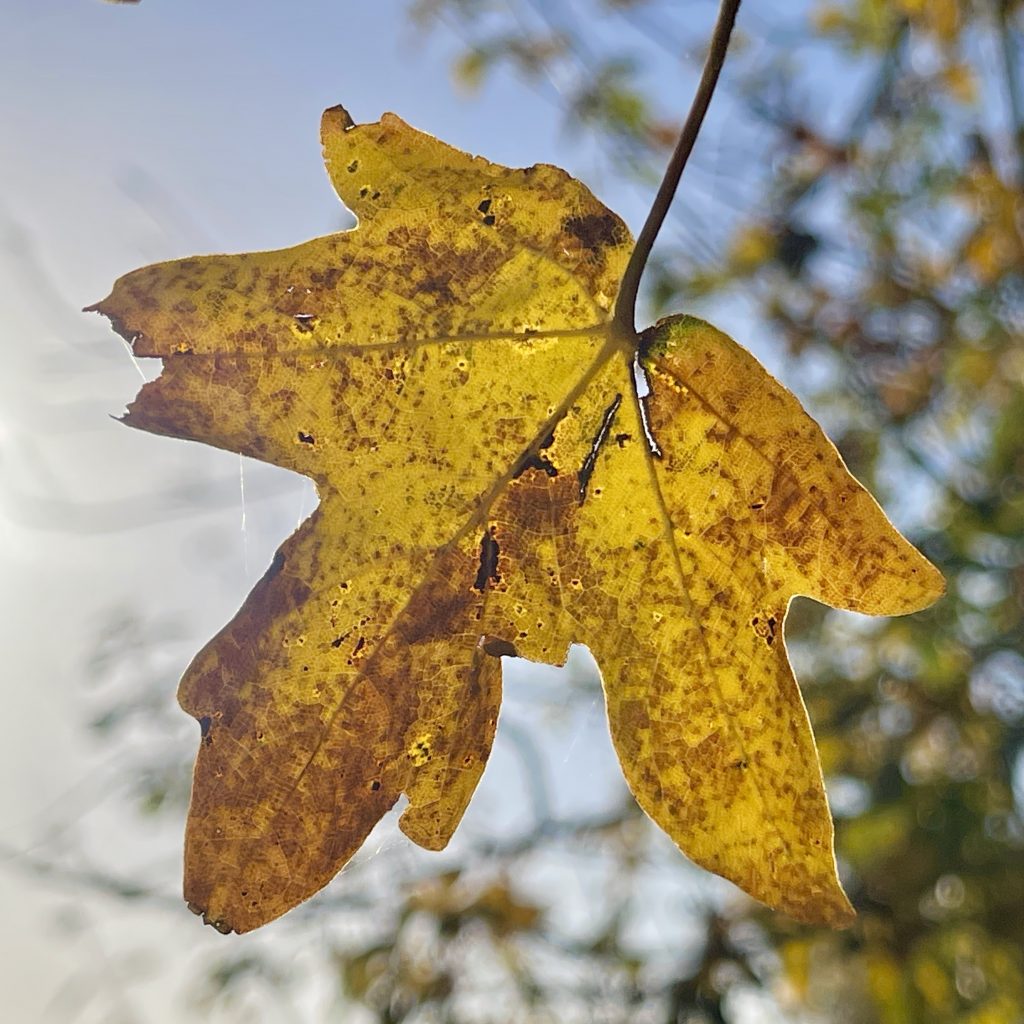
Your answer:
0;3;786;1022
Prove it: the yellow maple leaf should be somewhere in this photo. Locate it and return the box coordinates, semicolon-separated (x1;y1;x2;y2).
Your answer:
89;106;943;934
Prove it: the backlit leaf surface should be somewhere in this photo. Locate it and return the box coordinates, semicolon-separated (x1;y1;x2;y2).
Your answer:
91;106;944;933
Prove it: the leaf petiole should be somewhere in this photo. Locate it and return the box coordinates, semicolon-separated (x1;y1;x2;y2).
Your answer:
612;0;742;336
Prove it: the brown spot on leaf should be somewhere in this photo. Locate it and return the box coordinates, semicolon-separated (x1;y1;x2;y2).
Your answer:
564;213;627;249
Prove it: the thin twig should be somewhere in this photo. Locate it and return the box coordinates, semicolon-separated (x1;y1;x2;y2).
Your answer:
613;0;742;335
994;0;1024;183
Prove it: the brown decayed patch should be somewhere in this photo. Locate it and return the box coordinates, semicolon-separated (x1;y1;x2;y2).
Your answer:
563;213;628;249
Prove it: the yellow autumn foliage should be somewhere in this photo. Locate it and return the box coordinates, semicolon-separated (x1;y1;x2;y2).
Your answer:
91;106;942;934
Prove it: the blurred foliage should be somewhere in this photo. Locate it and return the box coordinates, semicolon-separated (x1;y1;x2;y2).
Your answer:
41;0;1024;1021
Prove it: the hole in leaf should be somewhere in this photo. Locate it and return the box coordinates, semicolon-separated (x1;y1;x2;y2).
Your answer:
633;358;662;456
578;394;622;502
512;432;557;479
473;529;501;591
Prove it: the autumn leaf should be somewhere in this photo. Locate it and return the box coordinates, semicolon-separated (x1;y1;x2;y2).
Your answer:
89;105;943;934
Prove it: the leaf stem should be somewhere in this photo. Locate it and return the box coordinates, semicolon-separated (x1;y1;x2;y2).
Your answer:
613;0;742;336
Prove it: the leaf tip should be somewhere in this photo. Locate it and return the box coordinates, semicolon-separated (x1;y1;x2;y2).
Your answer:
186;901;237;936
83;294;120;324
85;294;136;346
866;542;946;618
917;556;947;606
769;877;856;931
815;891;857;931
398;806;452;852
321;103;356;135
